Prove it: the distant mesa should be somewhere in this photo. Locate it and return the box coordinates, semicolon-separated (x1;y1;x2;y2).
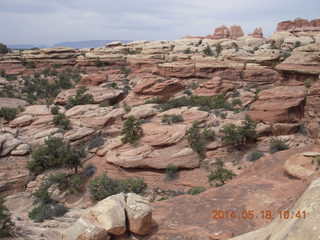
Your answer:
276;18;320;32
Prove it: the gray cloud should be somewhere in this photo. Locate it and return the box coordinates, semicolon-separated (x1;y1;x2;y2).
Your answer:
1;0;319;45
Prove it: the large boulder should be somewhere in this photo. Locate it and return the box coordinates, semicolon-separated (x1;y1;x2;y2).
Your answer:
283;153;317;180
61;193;126;239
61;193;152;239
126;193;152;235
0;98;27;108
248;86;306;123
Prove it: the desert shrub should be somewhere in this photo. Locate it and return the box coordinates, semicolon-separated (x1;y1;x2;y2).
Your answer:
215;43;223;56
220;115;257;149
160;94;233;112
121;116;143;144
69;174;82;193
50;105;59;115
27;136;84;174
304;79;312;88
88;174;146;201
0;195;12;235
190;82;199;90
203;45;213;56
208;158;235;186
107;82;118;89
68;86;94;106
183;48;191;54
313;156;320;165
53;113;71;130
186;122;215;157
0;107;19;121
247;149;264;162
123;104;131;113
48;172;69;190
120;66;131;77
294;41;301;48
0;43;9;54
99;101;109;107
283;52;291;59
183;89;192;96
161;114;184;124
145;96;161;104
51;63;61;69
83;164;97;177
165;164;178;181
88;134;105;150
187;186;205;195
231;98;242;107
28;203;68;223
269;138;289;154
21;58;35;68
94;58;105;67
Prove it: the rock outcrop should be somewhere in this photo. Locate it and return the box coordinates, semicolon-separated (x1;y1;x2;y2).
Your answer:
61;193;152;239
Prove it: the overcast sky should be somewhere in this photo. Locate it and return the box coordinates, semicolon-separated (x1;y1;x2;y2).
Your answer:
1;0;319;45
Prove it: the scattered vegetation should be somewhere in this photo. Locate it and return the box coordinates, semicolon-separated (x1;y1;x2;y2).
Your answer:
27;136;85;174
247;149;264;162
50;105;59;115
52;113;71;130
22;68;81;104
87;134;105;150
94;58;105;67
0;107;22;121
208;158;236;186
21;58;36;69
120;66;131;77
0;195;12;236
304;79;312;88
203;45;213;56
88;174;146;201
313;156;320;166
28;182;68;222
269;137;289;154
186;121;215;158
145;96;161;104
220;115;257;149
165;164;179;181
183;48;191;54
215;43;223;56
68;86;94;107
294;41;301;48
121;116;143;144
0;43;9;54
160;94;234;112
187;186;205;195
161;114;184;124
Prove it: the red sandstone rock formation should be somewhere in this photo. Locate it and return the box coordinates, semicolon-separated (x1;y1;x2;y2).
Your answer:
248;27;263;38
213;25;230;39
277;18;320;32
229;25;244;39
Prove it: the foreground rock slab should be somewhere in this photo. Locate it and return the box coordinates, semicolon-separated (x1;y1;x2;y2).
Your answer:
230;177;320;240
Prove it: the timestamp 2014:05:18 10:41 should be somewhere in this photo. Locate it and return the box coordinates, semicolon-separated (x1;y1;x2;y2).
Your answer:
211;210;306;220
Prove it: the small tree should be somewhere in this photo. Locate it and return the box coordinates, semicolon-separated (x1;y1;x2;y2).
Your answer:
52;113;71;130
121;116;143;144
186;121;215;158
220;115;257;149
0;195;12;235
215;43;223;56
203;45;213;56
0;43;9;54
165;164;179;181
62;147;84;174
269;138;289;153
208;158;235;186
68;86;94;106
